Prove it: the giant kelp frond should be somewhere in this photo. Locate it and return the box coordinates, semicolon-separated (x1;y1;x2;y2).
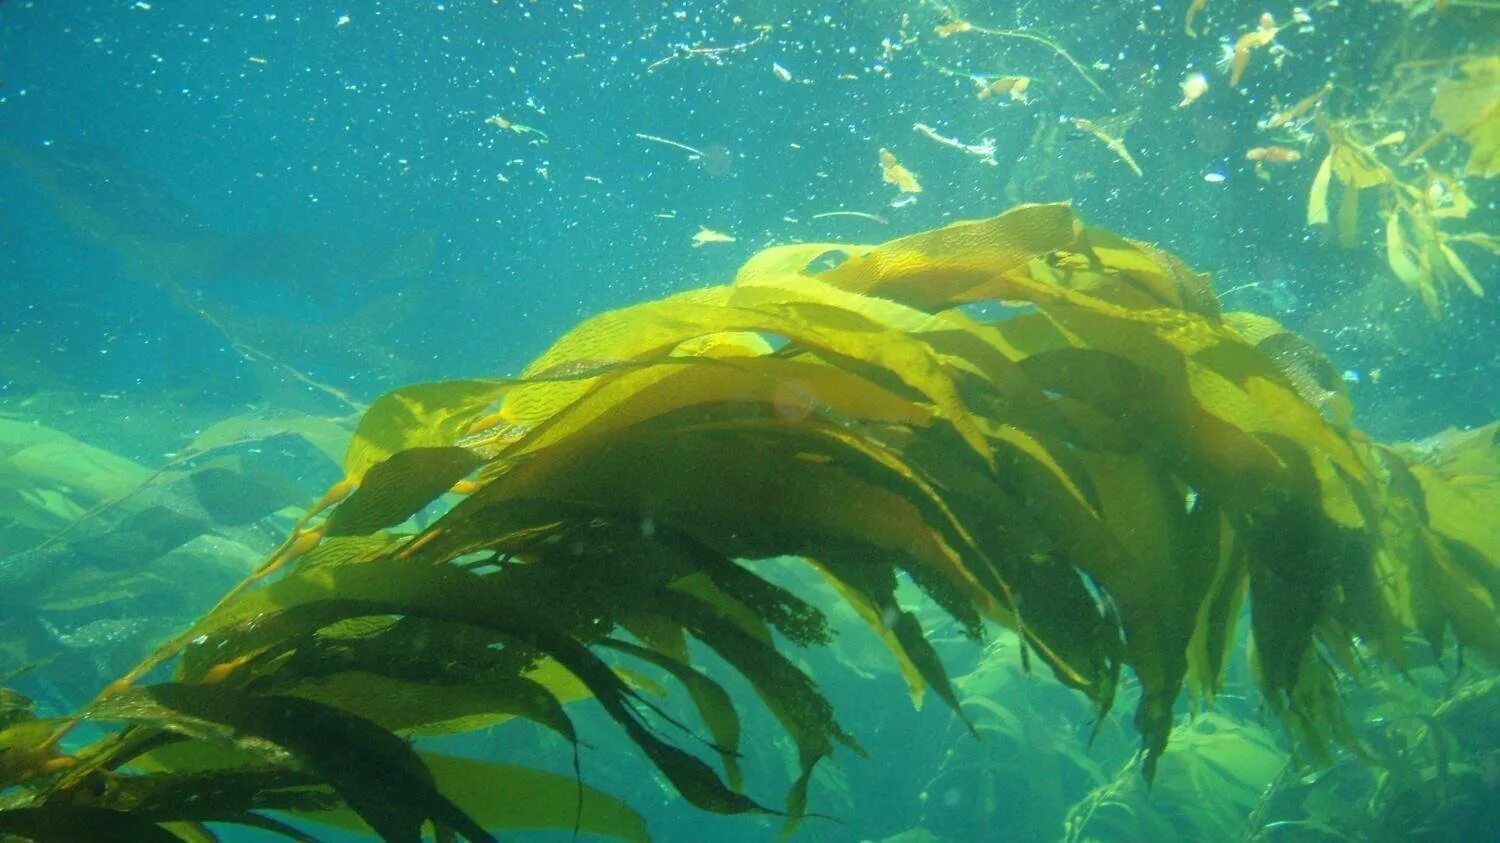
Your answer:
2;204;1496;841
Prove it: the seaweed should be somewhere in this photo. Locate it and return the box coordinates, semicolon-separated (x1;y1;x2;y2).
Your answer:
1294;42;1500;316
1;204;1496;841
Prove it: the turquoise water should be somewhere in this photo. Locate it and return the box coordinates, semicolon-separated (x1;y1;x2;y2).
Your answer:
4;1;1495;445
1;2;1496;841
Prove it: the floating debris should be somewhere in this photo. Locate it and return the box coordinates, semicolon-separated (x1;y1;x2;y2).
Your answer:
647;23;772;74
879;148;922;193
1246;146;1302;163
975;75;1030;104
913;122;997;166
1184;0;1208;37
1259;82;1332;130
486;115;549;142
1179;72;1209;108
811;210;890;225
913;11;1109;102
1225;13;1280;87
635;132;705;158
1068;117;1143;177
691;226;736;247
1247;145;1302;179
772;62;793;82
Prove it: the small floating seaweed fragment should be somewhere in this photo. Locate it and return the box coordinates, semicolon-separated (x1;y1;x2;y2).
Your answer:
1246;146;1302;163
879;148;922;193
913;122;997;165
691;226;736;247
1068;117;1143;177
1259;81;1331;130
1178;72;1208;107
772;62;793;82
1246;145;1302;179
1184;0;1208;37
934;21;973;38
975;75;1030;103
486;115;550;142
1225;13;1279;87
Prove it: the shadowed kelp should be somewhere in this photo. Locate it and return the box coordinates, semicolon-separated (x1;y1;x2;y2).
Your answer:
1;204;1496;841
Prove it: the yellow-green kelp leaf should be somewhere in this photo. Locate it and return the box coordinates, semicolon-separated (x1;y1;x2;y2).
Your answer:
1432;56;1500;178
323;446;482;536
815;202;1082;310
342;380;509;483
128;735;650;841
180;411;354;467
417;752;649;843
0;419;153;537
294;752;650;843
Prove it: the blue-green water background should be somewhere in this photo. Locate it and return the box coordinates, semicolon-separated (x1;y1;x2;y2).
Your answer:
4;0;1496;450
1;1;1496;841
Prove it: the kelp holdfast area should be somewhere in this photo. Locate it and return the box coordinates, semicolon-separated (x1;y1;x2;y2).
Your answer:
1;203;1496;842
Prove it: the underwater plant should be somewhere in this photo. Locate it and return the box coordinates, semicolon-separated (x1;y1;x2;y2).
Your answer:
1;204;1496;841
1294;42;1499;317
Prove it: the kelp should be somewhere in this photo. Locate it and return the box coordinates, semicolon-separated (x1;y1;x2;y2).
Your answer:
1241;670;1500;840
915;632;1122;839
1296;40;1499;316
1305;118;1496;316
1430;55;1500;178
1063;713;1287;842
1;204;1496;841
0;417;332;696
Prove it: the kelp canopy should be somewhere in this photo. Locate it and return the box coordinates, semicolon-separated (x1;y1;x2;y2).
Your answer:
1;204;1496;841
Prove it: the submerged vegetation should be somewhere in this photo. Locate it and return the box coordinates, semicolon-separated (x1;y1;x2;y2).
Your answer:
906;0;1500;316
2;0;1497;840
1;204;1496;840
1303;52;1500;316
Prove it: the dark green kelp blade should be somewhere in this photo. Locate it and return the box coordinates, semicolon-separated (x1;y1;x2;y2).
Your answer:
88;683;495;843
0;806;187;843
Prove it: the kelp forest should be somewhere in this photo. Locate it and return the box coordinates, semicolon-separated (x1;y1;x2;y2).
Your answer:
1;1;1497;842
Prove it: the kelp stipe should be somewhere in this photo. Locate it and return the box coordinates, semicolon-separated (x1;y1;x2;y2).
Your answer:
1;204;1495;841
